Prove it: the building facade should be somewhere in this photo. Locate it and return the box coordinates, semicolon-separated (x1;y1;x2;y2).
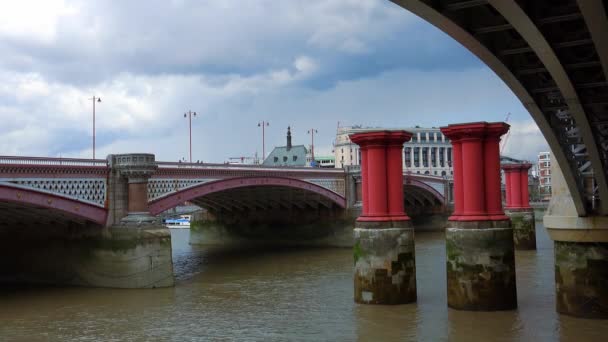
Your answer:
263;127;308;167
334;126;453;177
538;151;552;200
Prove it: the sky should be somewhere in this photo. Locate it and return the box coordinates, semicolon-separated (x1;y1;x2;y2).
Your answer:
0;0;549;163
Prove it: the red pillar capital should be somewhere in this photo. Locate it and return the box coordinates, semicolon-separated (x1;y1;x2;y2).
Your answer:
502;163;532;209
441;122;509;222
350;130;412;223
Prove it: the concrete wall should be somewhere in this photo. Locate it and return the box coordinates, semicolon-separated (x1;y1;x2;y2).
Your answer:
0;223;173;288
190;207;360;247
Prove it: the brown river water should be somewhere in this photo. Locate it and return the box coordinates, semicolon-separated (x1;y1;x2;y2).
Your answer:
1;223;607;341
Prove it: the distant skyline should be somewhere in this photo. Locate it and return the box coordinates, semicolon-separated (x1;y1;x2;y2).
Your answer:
0;0;548;162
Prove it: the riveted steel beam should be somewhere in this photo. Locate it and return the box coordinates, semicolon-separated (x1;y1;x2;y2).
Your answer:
489;0;608;215
391;0;587;215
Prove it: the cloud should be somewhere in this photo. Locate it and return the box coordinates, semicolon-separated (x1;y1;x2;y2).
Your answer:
0;0;549;164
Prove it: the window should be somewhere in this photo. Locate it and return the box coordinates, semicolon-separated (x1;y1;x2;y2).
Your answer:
283;156;288;162
274;157;278;163
404;147;411;168
413;147;420;167
420;133;427;142
441;171;447;176
293;156;297;161
422;147;429;167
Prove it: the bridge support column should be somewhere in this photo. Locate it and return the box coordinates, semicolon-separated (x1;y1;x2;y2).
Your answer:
502;163;536;250
544;154;608;318
350;131;416;305
90;153;174;288
442;122;516;311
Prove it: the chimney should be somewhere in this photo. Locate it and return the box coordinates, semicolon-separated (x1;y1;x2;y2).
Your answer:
287;126;292;151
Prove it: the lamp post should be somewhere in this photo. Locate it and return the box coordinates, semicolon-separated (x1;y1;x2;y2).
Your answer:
184;110;197;163
308;128;318;166
90;96;101;159
258;121;270;160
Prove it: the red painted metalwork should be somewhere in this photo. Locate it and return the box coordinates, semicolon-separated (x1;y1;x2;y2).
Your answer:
484;128;506;220
502;163;533;210
0;183;107;224
361;148;369;216
148;176;347;215
441;122;510;221
349;130;412;222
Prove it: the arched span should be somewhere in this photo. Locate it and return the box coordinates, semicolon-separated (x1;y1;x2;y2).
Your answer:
0;183;107;225
391;0;587;215
404;178;445;204
148;176;347;215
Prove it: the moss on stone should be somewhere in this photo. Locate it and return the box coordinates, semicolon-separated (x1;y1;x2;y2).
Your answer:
353;240;366;265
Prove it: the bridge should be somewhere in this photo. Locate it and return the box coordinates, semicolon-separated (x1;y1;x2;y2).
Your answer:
0;155;448;229
1;0;606;319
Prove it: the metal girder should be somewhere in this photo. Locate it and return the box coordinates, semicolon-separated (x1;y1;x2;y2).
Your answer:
500;38;593;56
445;0;487;11
577;0;608;92
489;0;608;215
390;0;587;215
518;61;602;76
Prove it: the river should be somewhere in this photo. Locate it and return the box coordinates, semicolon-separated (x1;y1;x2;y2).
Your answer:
1;223;607;341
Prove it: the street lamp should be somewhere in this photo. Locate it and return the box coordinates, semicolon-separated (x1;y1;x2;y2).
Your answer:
308;128;318;166
90;96;101;159
258;121;269;160
184;110;197;163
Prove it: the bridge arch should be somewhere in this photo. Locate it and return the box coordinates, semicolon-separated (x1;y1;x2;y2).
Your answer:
0;183;107;225
390;0;606;215
148;176;347;215
403;177;445;205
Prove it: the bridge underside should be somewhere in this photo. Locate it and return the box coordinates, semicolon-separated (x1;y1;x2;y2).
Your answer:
0;201;100;237
404;185;445;215
191;186;341;213
394;0;608;216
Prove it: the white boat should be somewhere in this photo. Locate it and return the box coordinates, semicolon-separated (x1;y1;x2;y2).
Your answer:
164;215;191;229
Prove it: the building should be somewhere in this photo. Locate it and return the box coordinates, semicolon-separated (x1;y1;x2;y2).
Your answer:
538;151;552;200
314;155;335;168
334;125;453;177
263;127;308;167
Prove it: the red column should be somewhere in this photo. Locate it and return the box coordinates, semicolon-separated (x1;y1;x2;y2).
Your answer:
350;131;412;222
367;145;388;217
511;168;522;208
520;163;532;209
451;138;464;219
441;122;510;221
461;137;486;218
485;132;507;220
387;143;408;220
361;147;369;216
505;171;513;208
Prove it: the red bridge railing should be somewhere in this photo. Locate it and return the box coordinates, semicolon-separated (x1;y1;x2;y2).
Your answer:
156;161;346;174
0;156;108;167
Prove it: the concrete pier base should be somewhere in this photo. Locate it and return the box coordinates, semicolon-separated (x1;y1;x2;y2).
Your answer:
505;209;536;250
0;225;174;288
446;221;517;311
354;223;416;305
554;241;608;318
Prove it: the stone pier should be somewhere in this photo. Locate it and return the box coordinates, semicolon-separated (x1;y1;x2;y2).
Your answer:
101;153;174;288
441;122;516;311
350;131;416;305
502;163;536;250
544;154;608;318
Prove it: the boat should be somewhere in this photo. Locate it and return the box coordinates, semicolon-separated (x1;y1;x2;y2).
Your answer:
164;215;191;229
